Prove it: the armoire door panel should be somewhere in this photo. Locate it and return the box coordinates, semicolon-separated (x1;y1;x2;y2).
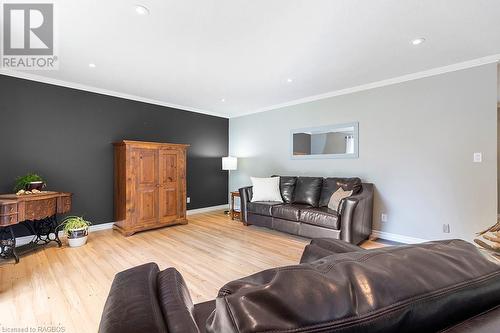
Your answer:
133;148;159;224
138;189;158;223
159;151;178;184
159;187;178;221
137;149;158;187
159;150;179;222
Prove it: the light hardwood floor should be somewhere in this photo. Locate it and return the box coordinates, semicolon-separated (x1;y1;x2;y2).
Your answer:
0;211;383;333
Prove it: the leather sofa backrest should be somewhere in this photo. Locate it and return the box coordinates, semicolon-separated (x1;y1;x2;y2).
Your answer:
319;177;363;207
272;175;297;203
291;177;323;207
206;240;500;333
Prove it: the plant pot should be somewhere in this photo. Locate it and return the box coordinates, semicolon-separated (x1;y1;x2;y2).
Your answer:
27;181;45;191
67;227;89;247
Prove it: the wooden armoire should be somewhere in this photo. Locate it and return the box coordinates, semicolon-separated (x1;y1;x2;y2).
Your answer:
113;140;189;236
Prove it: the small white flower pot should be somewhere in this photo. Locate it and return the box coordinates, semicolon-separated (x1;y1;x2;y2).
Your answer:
67;227;89;248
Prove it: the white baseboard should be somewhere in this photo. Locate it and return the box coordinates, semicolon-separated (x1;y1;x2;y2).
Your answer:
89;222;115;232
186;204;228;215
15;222;115;247
14;204;229;247
370;230;429;244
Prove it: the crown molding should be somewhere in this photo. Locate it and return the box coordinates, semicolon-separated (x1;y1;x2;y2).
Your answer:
1;54;498;120
233;54;500;118
0;69;229;118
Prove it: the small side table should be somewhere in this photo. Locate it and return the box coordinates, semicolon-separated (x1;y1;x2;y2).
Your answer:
230;191;241;221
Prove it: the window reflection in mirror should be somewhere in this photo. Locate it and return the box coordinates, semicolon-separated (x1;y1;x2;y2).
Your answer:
291;123;358;159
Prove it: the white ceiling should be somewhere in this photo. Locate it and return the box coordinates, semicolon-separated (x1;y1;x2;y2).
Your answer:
4;0;500;117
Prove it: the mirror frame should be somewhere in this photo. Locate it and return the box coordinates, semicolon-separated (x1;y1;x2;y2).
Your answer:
290;122;359;159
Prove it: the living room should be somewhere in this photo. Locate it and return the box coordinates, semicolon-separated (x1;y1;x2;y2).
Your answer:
0;1;499;333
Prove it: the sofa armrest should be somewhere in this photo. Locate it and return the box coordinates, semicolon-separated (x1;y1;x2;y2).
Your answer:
300;238;366;264
311;238;366;253
98;263;168;333
157;268;200;333
339;183;374;244
238;186;253;224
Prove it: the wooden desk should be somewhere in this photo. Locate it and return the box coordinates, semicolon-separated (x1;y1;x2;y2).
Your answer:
230;191;241;221
0;191;72;263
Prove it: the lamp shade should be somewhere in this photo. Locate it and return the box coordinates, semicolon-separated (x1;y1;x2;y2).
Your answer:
222;156;237;170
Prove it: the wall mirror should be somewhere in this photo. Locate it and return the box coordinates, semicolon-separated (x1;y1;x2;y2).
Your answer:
291;122;359;159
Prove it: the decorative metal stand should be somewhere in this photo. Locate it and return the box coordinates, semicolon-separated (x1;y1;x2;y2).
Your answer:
0;215;61;264
22;215;62;247
0;226;19;263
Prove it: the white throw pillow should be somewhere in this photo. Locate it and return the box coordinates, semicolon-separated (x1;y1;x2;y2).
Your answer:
328;187;353;211
250;177;283;202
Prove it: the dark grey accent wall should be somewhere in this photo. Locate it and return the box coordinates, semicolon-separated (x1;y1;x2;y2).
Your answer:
0;75;228;236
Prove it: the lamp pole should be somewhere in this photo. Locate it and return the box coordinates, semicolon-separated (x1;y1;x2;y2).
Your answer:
222;156;238;215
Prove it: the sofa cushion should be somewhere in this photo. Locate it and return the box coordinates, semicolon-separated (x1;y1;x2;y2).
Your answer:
271;204;309;222
299;207;340;230
193;300;216;332
272;175;297;203
292;177;323;207
207;240;500;333
319;177;362;207
247;201;282;216
442;306;500;333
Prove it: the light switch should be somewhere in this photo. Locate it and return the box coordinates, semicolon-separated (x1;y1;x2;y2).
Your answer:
473;152;482;163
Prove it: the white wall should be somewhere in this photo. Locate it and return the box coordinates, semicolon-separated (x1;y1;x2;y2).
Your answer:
229;64;498;242
497;64;500;214
497;64;500;103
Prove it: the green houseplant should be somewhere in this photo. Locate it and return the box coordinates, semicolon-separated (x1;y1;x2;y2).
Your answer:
14;173;46;192
58;216;92;247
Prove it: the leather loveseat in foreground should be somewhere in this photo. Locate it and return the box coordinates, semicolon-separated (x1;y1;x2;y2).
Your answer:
98;239;500;333
240;176;374;244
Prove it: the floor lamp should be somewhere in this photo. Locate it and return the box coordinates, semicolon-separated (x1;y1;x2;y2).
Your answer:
222;156;238;214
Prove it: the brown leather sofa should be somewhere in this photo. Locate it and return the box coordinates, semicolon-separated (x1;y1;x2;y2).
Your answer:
239;176;374;244
99;239;500;333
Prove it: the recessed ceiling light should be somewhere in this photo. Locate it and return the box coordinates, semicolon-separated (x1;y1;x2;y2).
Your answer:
135;5;149;15
287;78;293;83
88;63;96;68
221;98;226;102
411;38;426;46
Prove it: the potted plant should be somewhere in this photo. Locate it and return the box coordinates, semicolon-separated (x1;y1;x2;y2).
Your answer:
14;173;46;192
58;216;92;247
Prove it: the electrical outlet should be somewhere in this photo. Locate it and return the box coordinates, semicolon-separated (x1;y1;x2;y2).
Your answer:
186;197;190;204
473;152;482;163
443;224;450;233
381;213;388;223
